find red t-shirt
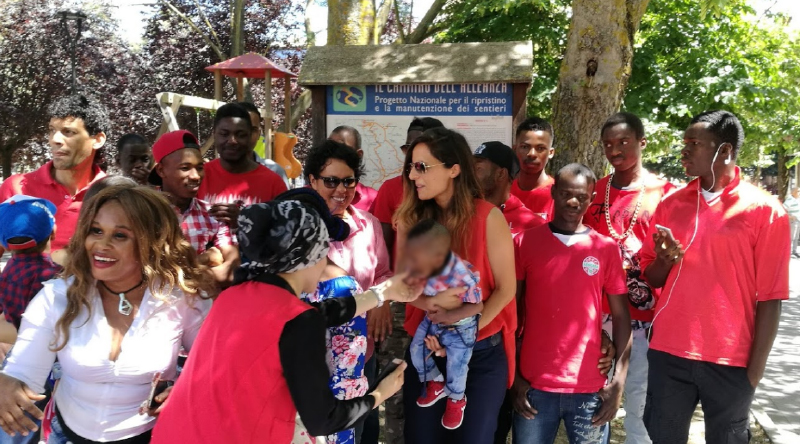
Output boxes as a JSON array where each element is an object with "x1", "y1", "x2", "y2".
[
  {"x1": 370, "y1": 175, "x2": 404, "y2": 225},
  {"x1": 515, "y1": 224, "x2": 627, "y2": 393},
  {"x1": 501, "y1": 194, "x2": 545, "y2": 238},
  {"x1": 352, "y1": 183, "x2": 378, "y2": 214},
  {"x1": 197, "y1": 159, "x2": 287, "y2": 206},
  {"x1": 511, "y1": 178, "x2": 554, "y2": 221},
  {"x1": 583, "y1": 174, "x2": 675, "y2": 322},
  {"x1": 404, "y1": 199, "x2": 517, "y2": 387},
  {"x1": 0, "y1": 161, "x2": 106, "y2": 251},
  {"x1": 640, "y1": 169, "x2": 790, "y2": 367}
]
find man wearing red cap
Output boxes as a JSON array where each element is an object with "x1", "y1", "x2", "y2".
[{"x1": 150, "y1": 130, "x2": 238, "y2": 286}]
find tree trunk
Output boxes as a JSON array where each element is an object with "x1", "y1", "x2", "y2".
[
  {"x1": 777, "y1": 150, "x2": 790, "y2": 199},
  {"x1": 549, "y1": 0, "x2": 650, "y2": 177},
  {"x1": 327, "y1": 0, "x2": 375, "y2": 45},
  {"x1": 1, "y1": 146, "x2": 13, "y2": 179},
  {"x1": 231, "y1": 0, "x2": 245, "y2": 56},
  {"x1": 305, "y1": 0, "x2": 317, "y2": 46}
]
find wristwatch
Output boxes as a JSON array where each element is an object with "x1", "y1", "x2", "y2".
[{"x1": 369, "y1": 285, "x2": 386, "y2": 307}]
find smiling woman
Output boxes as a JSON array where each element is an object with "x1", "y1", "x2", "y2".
[{"x1": 0, "y1": 185, "x2": 215, "y2": 443}]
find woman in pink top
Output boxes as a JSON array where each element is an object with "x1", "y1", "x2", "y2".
[{"x1": 305, "y1": 140, "x2": 392, "y2": 442}]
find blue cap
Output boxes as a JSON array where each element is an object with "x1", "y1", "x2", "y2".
[{"x1": 0, "y1": 195, "x2": 57, "y2": 250}]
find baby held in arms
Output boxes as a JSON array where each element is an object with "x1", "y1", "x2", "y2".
[{"x1": 405, "y1": 219, "x2": 483, "y2": 430}]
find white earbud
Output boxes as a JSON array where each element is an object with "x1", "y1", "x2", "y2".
[{"x1": 724, "y1": 155, "x2": 731, "y2": 165}]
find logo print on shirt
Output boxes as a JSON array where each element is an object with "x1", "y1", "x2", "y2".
[{"x1": 582, "y1": 256, "x2": 600, "y2": 276}]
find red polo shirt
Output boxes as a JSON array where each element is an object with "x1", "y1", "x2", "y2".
[
  {"x1": 0, "y1": 161, "x2": 105, "y2": 251},
  {"x1": 511, "y1": 178, "x2": 554, "y2": 221},
  {"x1": 370, "y1": 175, "x2": 404, "y2": 225},
  {"x1": 640, "y1": 168, "x2": 790, "y2": 366}
]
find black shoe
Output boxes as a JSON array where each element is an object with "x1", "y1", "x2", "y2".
[{"x1": 792, "y1": 252, "x2": 800, "y2": 259}]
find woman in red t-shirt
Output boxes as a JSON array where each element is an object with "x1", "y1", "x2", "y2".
[{"x1": 393, "y1": 127, "x2": 516, "y2": 443}]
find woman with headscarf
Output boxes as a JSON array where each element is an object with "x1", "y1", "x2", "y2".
[{"x1": 151, "y1": 190, "x2": 433, "y2": 444}]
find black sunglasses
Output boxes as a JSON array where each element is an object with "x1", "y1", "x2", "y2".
[
  {"x1": 319, "y1": 176, "x2": 357, "y2": 189},
  {"x1": 407, "y1": 161, "x2": 446, "y2": 174}
]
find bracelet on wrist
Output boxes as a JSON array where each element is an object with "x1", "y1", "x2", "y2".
[{"x1": 369, "y1": 286, "x2": 386, "y2": 307}]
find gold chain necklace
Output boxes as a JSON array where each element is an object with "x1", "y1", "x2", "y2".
[{"x1": 605, "y1": 172, "x2": 646, "y2": 243}]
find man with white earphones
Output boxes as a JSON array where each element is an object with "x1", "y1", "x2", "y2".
[{"x1": 639, "y1": 110, "x2": 790, "y2": 444}]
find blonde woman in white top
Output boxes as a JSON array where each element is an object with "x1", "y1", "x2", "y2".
[{"x1": 0, "y1": 185, "x2": 214, "y2": 443}]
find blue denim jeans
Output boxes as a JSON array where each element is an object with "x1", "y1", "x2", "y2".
[
  {"x1": 410, "y1": 315, "x2": 478, "y2": 400},
  {"x1": 512, "y1": 389, "x2": 609, "y2": 444}
]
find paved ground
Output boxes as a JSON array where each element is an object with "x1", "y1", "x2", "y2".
[{"x1": 748, "y1": 256, "x2": 800, "y2": 444}]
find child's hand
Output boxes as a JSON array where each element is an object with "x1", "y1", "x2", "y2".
[{"x1": 423, "y1": 335, "x2": 446, "y2": 358}]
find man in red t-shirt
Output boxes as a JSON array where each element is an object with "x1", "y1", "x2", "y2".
[
  {"x1": 583, "y1": 112, "x2": 674, "y2": 444},
  {"x1": 197, "y1": 103, "x2": 288, "y2": 228},
  {"x1": 641, "y1": 111, "x2": 789, "y2": 443},
  {"x1": 512, "y1": 163, "x2": 631, "y2": 444},
  {"x1": 511, "y1": 117, "x2": 556, "y2": 221},
  {"x1": 369, "y1": 116, "x2": 442, "y2": 444},
  {"x1": 0, "y1": 94, "x2": 108, "y2": 264},
  {"x1": 473, "y1": 141, "x2": 543, "y2": 238}
]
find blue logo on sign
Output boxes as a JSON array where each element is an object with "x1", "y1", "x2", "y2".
[{"x1": 334, "y1": 86, "x2": 367, "y2": 112}]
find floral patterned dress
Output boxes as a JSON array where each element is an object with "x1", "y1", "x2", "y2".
[{"x1": 301, "y1": 275, "x2": 368, "y2": 444}]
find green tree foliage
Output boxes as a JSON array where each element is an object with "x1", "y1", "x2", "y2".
[
  {"x1": 436, "y1": 0, "x2": 800, "y2": 190},
  {"x1": 436, "y1": 0, "x2": 570, "y2": 118}
]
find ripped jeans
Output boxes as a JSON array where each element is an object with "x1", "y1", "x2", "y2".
[{"x1": 512, "y1": 389, "x2": 609, "y2": 444}]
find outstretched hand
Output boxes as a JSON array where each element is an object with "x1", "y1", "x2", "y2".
[{"x1": 381, "y1": 272, "x2": 425, "y2": 303}]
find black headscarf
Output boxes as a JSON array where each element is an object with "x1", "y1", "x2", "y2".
[
  {"x1": 233, "y1": 189, "x2": 349, "y2": 283},
  {"x1": 235, "y1": 200, "x2": 329, "y2": 281}
]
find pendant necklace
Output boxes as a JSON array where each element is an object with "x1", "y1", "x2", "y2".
[
  {"x1": 100, "y1": 279, "x2": 144, "y2": 316},
  {"x1": 605, "y1": 172, "x2": 646, "y2": 245}
]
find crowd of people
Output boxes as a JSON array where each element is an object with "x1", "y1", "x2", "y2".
[{"x1": 0, "y1": 93, "x2": 791, "y2": 444}]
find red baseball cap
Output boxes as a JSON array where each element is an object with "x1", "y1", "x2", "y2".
[
  {"x1": 152, "y1": 130, "x2": 201, "y2": 163},
  {"x1": 148, "y1": 130, "x2": 201, "y2": 185}
]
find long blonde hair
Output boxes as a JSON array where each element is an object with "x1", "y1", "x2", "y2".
[
  {"x1": 53, "y1": 185, "x2": 215, "y2": 351},
  {"x1": 393, "y1": 128, "x2": 482, "y2": 255}
]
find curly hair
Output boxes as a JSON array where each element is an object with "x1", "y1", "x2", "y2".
[
  {"x1": 303, "y1": 140, "x2": 365, "y2": 182},
  {"x1": 393, "y1": 127, "x2": 482, "y2": 256},
  {"x1": 47, "y1": 94, "x2": 110, "y2": 137},
  {"x1": 53, "y1": 185, "x2": 215, "y2": 351}
]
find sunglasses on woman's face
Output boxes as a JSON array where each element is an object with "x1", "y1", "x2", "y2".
[
  {"x1": 319, "y1": 176, "x2": 358, "y2": 189},
  {"x1": 407, "y1": 161, "x2": 446, "y2": 174}
]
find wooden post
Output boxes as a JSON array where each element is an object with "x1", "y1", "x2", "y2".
[
  {"x1": 236, "y1": 77, "x2": 244, "y2": 102},
  {"x1": 310, "y1": 86, "x2": 327, "y2": 147},
  {"x1": 214, "y1": 71, "x2": 222, "y2": 101},
  {"x1": 264, "y1": 71, "x2": 273, "y2": 160},
  {"x1": 511, "y1": 83, "x2": 530, "y2": 142},
  {"x1": 284, "y1": 77, "x2": 292, "y2": 133}
]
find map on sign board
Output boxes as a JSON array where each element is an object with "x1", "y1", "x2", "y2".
[{"x1": 326, "y1": 84, "x2": 514, "y2": 189}]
